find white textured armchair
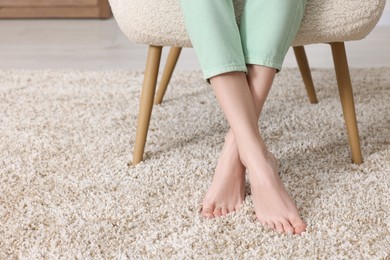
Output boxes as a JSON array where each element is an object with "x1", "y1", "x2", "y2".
[{"x1": 109, "y1": 0, "x2": 386, "y2": 165}]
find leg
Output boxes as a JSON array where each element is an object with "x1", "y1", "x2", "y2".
[
  {"x1": 236, "y1": 0, "x2": 307, "y2": 234},
  {"x1": 293, "y1": 46, "x2": 318, "y2": 104},
  {"x1": 210, "y1": 71, "x2": 306, "y2": 235},
  {"x1": 179, "y1": 0, "x2": 249, "y2": 218},
  {"x1": 180, "y1": 0, "x2": 277, "y2": 220},
  {"x1": 132, "y1": 45, "x2": 162, "y2": 165},
  {"x1": 180, "y1": 0, "x2": 307, "y2": 234},
  {"x1": 179, "y1": 0, "x2": 248, "y2": 81},
  {"x1": 330, "y1": 42, "x2": 363, "y2": 164},
  {"x1": 154, "y1": 47, "x2": 182, "y2": 104},
  {"x1": 202, "y1": 65, "x2": 276, "y2": 218}
]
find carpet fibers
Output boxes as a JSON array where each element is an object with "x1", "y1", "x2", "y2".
[{"x1": 0, "y1": 68, "x2": 389, "y2": 259}]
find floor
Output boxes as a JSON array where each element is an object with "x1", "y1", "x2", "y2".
[{"x1": 0, "y1": 18, "x2": 389, "y2": 71}]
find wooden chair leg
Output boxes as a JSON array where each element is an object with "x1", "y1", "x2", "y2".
[
  {"x1": 330, "y1": 42, "x2": 363, "y2": 164},
  {"x1": 154, "y1": 47, "x2": 182, "y2": 104},
  {"x1": 293, "y1": 46, "x2": 318, "y2": 104},
  {"x1": 132, "y1": 45, "x2": 163, "y2": 165}
]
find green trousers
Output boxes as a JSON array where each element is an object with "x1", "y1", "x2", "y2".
[{"x1": 179, "y1": 0, "x2": 307, "y2": 81}]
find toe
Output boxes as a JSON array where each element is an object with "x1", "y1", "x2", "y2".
[
  {"x1": 213, "y1": 207, "x2": 222, "y2": 218},
  {"x1": 221, "y1": 207, "x2": 228, "y2": 216},
  {"x1": 257, "y1": 217, "x2": 267, "y2": 228},
  {"x1": 235, "y1": 202, "x2": 243, "y2": 211},
  {"x1": 201, "y1": 207, "x2": 215, "y2": 218},
  {"x1": 290, "y1": 218, "x2": 307, "y2": 234},
  {"x1": 281, "y1": 219, "x2": 294, "y2": 234},
  {"x1": 228, "y1": 207, "x2": 236, "y2": 214},
  {"x1": 266, "y1": 221, "x2": 276, "y2": 231},
  {"x1": 275, "y1": 221, "x2": 284, "y2": 233}
]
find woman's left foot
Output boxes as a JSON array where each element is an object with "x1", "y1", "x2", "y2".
[{"x1": 247, "y1": 151, "x2": 306, "y2": 234}]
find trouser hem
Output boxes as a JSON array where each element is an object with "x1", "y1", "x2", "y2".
[
  {"x1": 244, "y1": 56, "x2": 283, "y2": 72},
  {"x1": 203, "y1": 65, "x2": 248, "y2": 83}
]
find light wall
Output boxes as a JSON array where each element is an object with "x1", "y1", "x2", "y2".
[{"x1": 379, "y1": 1, "x2": 390, "y2": 25}]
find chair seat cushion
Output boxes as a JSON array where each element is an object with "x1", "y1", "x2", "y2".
[{"x1": 109, "y1": 0, "x2": 385, "y2": 47}]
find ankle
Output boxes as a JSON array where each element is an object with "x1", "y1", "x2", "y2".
[
  {"x1": 224, "y1": 130, "x2": 237, "y2": 148},
  {"x1": 240, "y1": 136, "x2": 268, "y2": 160}
]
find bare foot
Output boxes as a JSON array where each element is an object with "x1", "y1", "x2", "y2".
[
  {"x1": 247, "y1": 151, "x2": 306, "y2": 234},
  {"x1": 201, "y1": 131, "x2": 246, "y2": 218}
]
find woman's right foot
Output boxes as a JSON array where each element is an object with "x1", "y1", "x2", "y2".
[{"x1": 201, "y1": 131, "x2": 246, "y2": 218}]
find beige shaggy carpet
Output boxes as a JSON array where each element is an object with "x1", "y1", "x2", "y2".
[{"x1": 0, "y1": 68, "x2": 389, "y2": 259}]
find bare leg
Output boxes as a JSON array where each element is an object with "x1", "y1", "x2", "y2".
[
  {"x1": 201, "y1": 66, "x2": 276, "y2": 218},
  {"x1": 209, "y1": 70, "x2": 306, "y2": 234}
]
